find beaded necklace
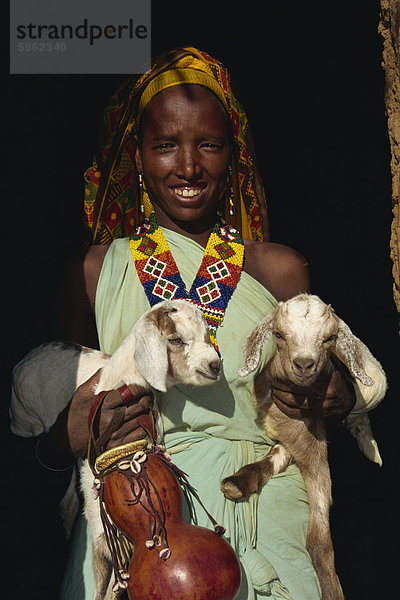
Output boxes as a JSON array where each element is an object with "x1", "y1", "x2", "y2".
[{"x1": 129, "y1": 213, "x2": 244, "y2": 354}]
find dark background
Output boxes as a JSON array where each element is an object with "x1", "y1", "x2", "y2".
[{"x1": 4, "y1": 1, "x2": 399, "y2": 598}]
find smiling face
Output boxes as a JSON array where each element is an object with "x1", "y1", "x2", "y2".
[{"x1": 135, "y1": 84, "x2": 231, "y2": 236}]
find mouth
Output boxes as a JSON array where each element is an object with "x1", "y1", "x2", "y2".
[
  {"x1": 169, "y1": 185, "x2": 207, "y2": 207},
  {"x1": 195, "y1": 369, "x2": 219, "y2": 381},
  {"x1": 292, "y1": 371, "x2": 316, "y2": 385}
]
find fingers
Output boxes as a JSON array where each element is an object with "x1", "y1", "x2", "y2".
[
  {"x1": 102, "y1": 390, "x2": 148, "y2": 412},
  {"x1": 100, "y1": 392, "x2": 153, "y2": 429},
  {"x1": 101, "y1": 399, "x2": 153, "y2": 437},
  {"x1": 107, "y1": 417, "x2": 149, "y2": 449},
  {"x1": 272, "y1": 387, "x2": 310, "y2": 408},
  {"x1": 102, "y1": 385, "x2": 153, "y2": 410},
  {"x1": 271, "y1": 391, "x2": 313, "y2": 419},
  {"x1": 124, "y1": 399, "x2": 152, "y2": 423},
  {"x1": 68, "y1": 375, "x2": 155, "y2": 457},
  {"x1": 100, "y1": 388, "x2": 155, "y2": 450},
  {"x1": 271, "y1": 368, "x2": 356, "y2": 423},
  {"x1": 321, "y1": 370, "x2": 355, "y2": 417}
]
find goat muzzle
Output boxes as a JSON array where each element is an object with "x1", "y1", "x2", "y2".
[
  {"x1": 291, "y1": 356, "x2": 319, "y2": 384},
  {"x1": 196, "y1": 359, "x2": 221, "y2": 381}
]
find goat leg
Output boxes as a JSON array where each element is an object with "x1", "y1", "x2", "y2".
[
  {"x1": 221, "y1": 444, "x2": 291, "y2": 500},
  {"x1": 299, "y1": 455, "x2": 344, "y2": 600},
  {"x1": 268, "y1": 411, "x2": 343, "y2": 600},
  {"x1": 92, "y1": 534, "x2": 116, "y2": 600}
]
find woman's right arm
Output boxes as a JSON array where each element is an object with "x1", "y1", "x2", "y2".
[
  {"x1": 40, "y1": 245, "x2": 153, "y2": 463},
  {"x1": 54, "y1": 245, "x2": 109, "y2": 348}
]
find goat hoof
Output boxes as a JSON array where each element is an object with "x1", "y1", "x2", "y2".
[{"x1": 221, "y1": 477, "x2": 245, "y2": 500}]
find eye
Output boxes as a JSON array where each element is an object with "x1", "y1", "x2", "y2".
[
  {"x1": 154, "y1": 142, "x2": 176, "y2": 151},
  {"x1": 323, "y1": 334, "x2": 337, "y2": 343},
  {"x1": 168, "y1": 337, "x2": 185, "y2": 346},
  {"x1": 200, "y1": 142, "x2": 223, "y2": 151},
  {"x1": 273, "y1": 331, "x2": 285, "y2": 340}
]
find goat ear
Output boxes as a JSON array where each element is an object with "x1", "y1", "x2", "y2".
[
  {"x1": 133, "y1": 317, "x2": 169, "y2": 392},
  {"x1": 331, "y1": 319, "x2": 374, "y2": 386},
  {"x1": 238, "y1": 312, "x2": 275, "y2": 377}
]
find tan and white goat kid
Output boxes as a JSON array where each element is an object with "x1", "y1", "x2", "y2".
[
  {"x1": 221, "y1": 294, "x2": 386, "y2": 600},
  {"x1": 11, "y1": 299, "x2": 221, "y2": 600}
]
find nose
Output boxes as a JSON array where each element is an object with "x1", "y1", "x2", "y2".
[
  {"x1": 176, "y1": 147, "x2": 201, "y2": 180},
  {"x1": 208, "y1": 360, "x2": 221, "y2": 377},
  {"x1": 293, "y1": 357, "x2": 315, "y2": 372}
]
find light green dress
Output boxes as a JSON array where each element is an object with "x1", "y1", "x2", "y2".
[{"x1": 61, "y1": 228, "x2": 321, "y2": 600}]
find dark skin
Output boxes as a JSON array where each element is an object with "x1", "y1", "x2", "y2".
[{"x1": 49, "y1": 85, "x2": 354, "y2": 461}]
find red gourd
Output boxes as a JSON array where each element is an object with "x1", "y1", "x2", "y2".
[{"x1": 98, "y1": 443, "x2": 241, "y2": 600}]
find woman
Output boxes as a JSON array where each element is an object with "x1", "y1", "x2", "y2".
[{"x1": 13, "y1": 48, "x2": 367, "y2": 599}]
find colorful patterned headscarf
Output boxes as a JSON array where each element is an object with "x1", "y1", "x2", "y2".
[{"x1": 83, "y1": 47, "x2": 269, "y2": 244}]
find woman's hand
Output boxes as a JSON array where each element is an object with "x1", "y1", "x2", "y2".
[
  {"x1": 271, "y1": 368, "x2": 356, "y2": 429},
  {"x1": 48, "y1": 370, "x2": 154, "y2": 460},
  {"x1": 68, "y1": 370, "x2": 154, "y2": 456}
]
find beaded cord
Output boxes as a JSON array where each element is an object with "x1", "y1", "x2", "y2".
[{"x1": 130, "y1": 213, "x2": 244, "y2": 354}]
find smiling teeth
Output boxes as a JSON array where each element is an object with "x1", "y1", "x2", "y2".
[{"x1": 174, "y1": 188, "x2": 201, "y2": 197}]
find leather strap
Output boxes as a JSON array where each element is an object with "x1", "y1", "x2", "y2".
[
  {"x1": 94, "y1": 406, "x2": 125, "y2": 453},
  {"x1": 118, "y1": 383, "x2": 135, "y2": 404},
  {"x1": 88, "y1": 391, "x2": 107, "y2": 432},
  {"x1": 87, "y1": 390, "x2": 125, "y2": 474},
  {"x1": 136, "y1": 412, "x2": 157, "y2": 445}
]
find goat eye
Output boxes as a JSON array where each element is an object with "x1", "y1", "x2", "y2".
[
  {"x1": 323, "y1": 334, "x2": 337, "y2": 343},
  {"x1": 273, "y1": 331, "x2": 285, "y2": 340},
  {"x1": 168, "y1": 337, "x2": 184, "y2": 346}
]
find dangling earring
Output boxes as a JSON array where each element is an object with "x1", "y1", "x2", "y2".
[
  {"x1": 227, "y1": 165, "x2": 235, "y2": 216},
  {"x1": 138, "y1": 170, "x2": 144, "y2": 217}
]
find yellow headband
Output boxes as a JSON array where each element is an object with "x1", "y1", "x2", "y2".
[{"x1": 137, "y1": 66, "x2": 229, "y2": 124}]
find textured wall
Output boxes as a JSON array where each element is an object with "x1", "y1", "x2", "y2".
[{"x1": 379, "y1": 0, "x2": 400, "y2": 321}]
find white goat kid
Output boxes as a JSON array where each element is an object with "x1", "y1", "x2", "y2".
[
  {"x1": 221, "y1": 294, "x2": 386, "y2": 600},
  {"x1": 11, "y1": 299, "x2": 221, "y2": 600}
]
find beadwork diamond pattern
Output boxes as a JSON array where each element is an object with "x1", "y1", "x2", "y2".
[
  {"x1": 153, "y1": 278, "x2": 178, "y2": 300},
  {"x1": 138, "y1": 236, "x2": 158, "y2": 256},
  {"x1": 144, "y1": 256, "x2": 166, "y2": 278},
  {"x1": 207, "y1": 260, "x2": 230, "y2": 281},
  {"x1": 197, "y1": 280, "x2": 221, "y2": 304}
]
